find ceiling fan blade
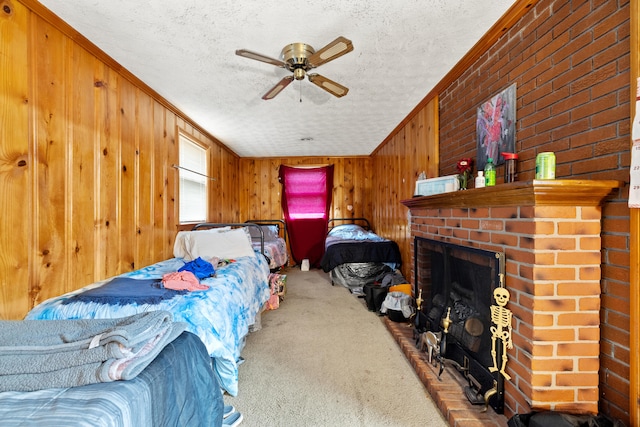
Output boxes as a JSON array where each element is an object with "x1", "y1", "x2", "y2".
[
  {"x1": 307, "y1": 73, "x2": 349, "y2": 98},
  {"x1": 307, "y1": 36, "x2": 354, "y2": 68},
  {"x1": 262, "y1": 76, "x2": 294, "y2": 100},
  {"x1": 236, "y1": 49, "x2": 285, "y2": 67}
]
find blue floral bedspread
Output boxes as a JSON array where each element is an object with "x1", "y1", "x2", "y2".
[{"x1": 25, "y1": 254, "x2": 271, "y2": 397}]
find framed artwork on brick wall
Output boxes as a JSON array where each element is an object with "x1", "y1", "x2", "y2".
[{"x1": 476, "y1": 83, "x2": 516, "y2": 169}]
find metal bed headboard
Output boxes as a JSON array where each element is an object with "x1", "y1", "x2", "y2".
[{"x1": 243, "y1": 219, "x2": 287, "y2": 243}]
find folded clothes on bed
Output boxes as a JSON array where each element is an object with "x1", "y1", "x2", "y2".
[
  {"x1": 0, "y1": 311, "x2": 186, "y2": 392},
  {"x1": 60, "y1": 277, "x2": 186, "y2": 305},
  {"x1": 162, "y1": 271, "x2": 209, "y2": 291},
  {"x1": 178, "y1": 256, "x2": 215, "y2": 279}
]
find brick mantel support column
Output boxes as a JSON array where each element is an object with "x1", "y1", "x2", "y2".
[{"x1": 401, "y1": 180, "x2": 622, "y2": 418}]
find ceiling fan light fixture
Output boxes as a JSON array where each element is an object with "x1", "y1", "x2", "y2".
[
  {"x1": 293, "y1": 68, "x2": 306, "y2": 80},
  {"x1": 282, "y1": 43, "x2": 314, "y2": 69}
]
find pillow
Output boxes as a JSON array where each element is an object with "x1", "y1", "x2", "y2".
[
  {"x1": 248, "y1": 225, "x2": 279, "y2": 242},
  {"x1": 262, "y1": 225, "x2": 280, "y2": 241},
  {"x1": 173, "y1": 231, "x2": 191, "y2": 258},
  {"x1": 185, "y1": 228, "x2": 256, "y2": 261},
  {"x1": 173, "y1": 227, "x2": 232, "y2": 258},
  {"x1": 328, "y1": 224, "x2": 365, "y2": 236}
]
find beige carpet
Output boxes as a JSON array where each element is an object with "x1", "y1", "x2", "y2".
[{"x1": 224, "y1": 267, "x2": 448, "y2": 427}]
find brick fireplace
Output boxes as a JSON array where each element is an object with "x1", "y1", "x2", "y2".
[{"x1": 398, "y1": 179, "x2": 621, "y2": 423}]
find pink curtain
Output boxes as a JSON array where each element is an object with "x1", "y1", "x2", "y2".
[{"x1": 279, "y1": 165, "x2": 334, "y2": 267}]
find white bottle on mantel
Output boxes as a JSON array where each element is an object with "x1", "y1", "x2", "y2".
[{"x1": 475, "y1": 171, "x2": 485, "y2": 188}]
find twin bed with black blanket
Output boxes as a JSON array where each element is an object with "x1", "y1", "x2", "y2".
[
  {"x1": 320, "y1": 218, "x2": 403, "y2": 292},
  {"x1": 0, "y1": 223, "x2": 271, "y2": 425}
]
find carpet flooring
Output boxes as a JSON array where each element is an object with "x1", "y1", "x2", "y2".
[{"x1": 223, "y1": 267, "x2": 448, "y2": 427}]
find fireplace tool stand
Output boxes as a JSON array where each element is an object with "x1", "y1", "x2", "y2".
[{"x1": 416, "y1": 304, "x2": 499, "y2": 412}]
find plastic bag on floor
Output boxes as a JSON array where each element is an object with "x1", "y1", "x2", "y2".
[{"x1": 380, "y1": 291, "x2": 414, "y2": 322}]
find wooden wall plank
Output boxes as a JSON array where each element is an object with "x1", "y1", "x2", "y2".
[
  {"x1": 68, "y1": 43, "x2": 97, "y2": 290},
  {"x1": 136, "y1": 90, "x2": 153, "y2": 266},
  {"x1": 95, "y1": 65, "x2": 120, "y2": 281},
  {"x1": 0, "y1": 0, "x2": 30, "y2": 318},
  {"x1": 152, "y1": 101, "x2": 167, "y2": 259},
  {"x1": 269, "y1": 158, "x2": 280, "y2": 219},
  {"x1": 165, "y1": 112, "x2": 177, "y2": 239},
  {"x1": 119, "y1": 78, "x2": 136, "y2": 272},
  {"x1": 209, "y1": 144, "x2": 222, "y2": 223},
  {"x1": 333, "y1": 158, "x2": 345, "y2": 218},
  {"x1": 32, "y1": 18, "x2": 68, "y2": 308},
  {"x1": 259, "y1": 158, "x2": 269, "y2": 220}
]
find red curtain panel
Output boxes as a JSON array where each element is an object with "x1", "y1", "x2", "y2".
[{"x1": 278, "y1": 165, "x2": 334, "y2": 267}]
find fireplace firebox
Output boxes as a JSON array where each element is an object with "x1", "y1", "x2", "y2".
[{"x1": 413, "y1": 237, "x2": 506, "y2": 413}]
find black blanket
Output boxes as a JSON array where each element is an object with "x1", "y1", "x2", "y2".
[
  {"x1": 320, "y1": 240, "x2": 402, "y2": 272},
  {"x1": 61, "y1": 277, "x2": 186, "y2": 305}
]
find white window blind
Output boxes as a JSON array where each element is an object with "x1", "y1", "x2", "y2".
[{"x1": 179, "y1": 134, "x2": 207, "y2": 223}]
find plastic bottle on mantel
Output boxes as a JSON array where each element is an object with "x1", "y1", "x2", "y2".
[
  {"x1": 484, "y1": 158, "x2": 496, "y2": 186},
  {"x1": 475, "y1": 171, "x2": 485, "y2": 188}
]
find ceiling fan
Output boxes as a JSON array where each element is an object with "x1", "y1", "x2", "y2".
[{"x1": 236, "y1": 36, "x2": 354, "y2": 100}]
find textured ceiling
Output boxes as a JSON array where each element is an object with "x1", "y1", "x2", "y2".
[{"x1": 38, "y1": 0, "x2": 516, "y2": 157}]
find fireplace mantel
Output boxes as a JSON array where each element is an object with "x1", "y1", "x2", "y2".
[{"x1": 401, "y1": 179, "x2": 623, "y2": 209}]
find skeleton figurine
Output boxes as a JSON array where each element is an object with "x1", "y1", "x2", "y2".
[{"x1": 489, "y1": 287, "x2": 513, "y2": 380}]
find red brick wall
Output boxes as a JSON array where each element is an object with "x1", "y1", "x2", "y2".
[{"x1": 437, "y1": 1, "x2": 630, "y2": 423}]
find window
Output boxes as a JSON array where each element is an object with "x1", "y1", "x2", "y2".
[
  {"x1": 279, "y1": 166, "x2": 332, "y2": 219},
  {"x1": 179, "y1": 133, "x2": 208, "y2": 223}
]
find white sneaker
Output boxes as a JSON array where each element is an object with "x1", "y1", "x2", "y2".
[
  {"x1": 223, "y1": 405, "x2": 235, "y2": 419},
  {"x1": 222, "y1": 411, "x2": 243, "y2": 427}
]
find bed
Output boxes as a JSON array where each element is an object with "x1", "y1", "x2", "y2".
[
  {"x1": 243, "y1": 219, "x2": 288, "y2": 271},
  {"x1": 0, "y1": 330, "x2": 223, "y2": 426},
  {"x1": 25, "y1": 223, "x2": 271, "y2": 397},
  {"x1": 320, "y1": 218, "x2": 402, "y2": 293}
]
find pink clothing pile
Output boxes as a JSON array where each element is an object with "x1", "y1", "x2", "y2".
[{"x1": 161, "y1": 271, "x2": 209, "y2": 291}]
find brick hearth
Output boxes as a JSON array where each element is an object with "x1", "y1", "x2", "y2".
[
  {"x1": 384, "y1": 317, "x2": 508, "y2": 426},
  {"x1": 400, "y1": 180, "x2": 621, "y2": 420}
]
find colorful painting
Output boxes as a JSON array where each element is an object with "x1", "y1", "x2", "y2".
[{"x1": 476, "y1": 83, "x2": 516, "y2": 168}]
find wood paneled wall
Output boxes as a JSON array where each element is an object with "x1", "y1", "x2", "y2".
[
  {"x1": 238, "y1": 156, "x2": 372, "y2": 222},
  {"x1": 0, "y1": 1, "x2": 239, "y2": 320},
  {"x1": 236, "y1": 101, "x2": 438, "y2": 280},
  {"x1": 371, "y1": 99, "x2": 439, "y2": 279}
]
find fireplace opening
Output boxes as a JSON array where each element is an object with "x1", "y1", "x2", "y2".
[{"x1": 413, "y1": 237, "x2": 506, "y2": 413}]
